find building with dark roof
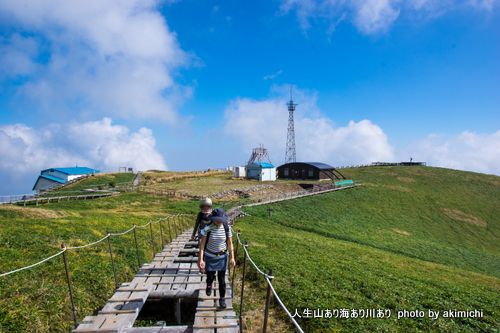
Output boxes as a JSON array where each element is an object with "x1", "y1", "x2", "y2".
[
  {"x1": 277, "y1": 162, "x2": 345, "y2": 181},
  {"x1": 32, "y1": 167, "x2": 100, "y2": 192}
]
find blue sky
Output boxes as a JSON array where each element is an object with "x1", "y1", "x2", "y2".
[{"x1": 0, "y1": 0, "x2": 499, "y2": 195}]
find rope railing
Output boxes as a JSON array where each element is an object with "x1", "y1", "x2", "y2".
[
  {"x1": 0, "y1": 212, "x2": 194, "y2": 329},
  {"x1": 65, "y1": 234, "x2": 111, "y2": 250},
  {"x1": 0, "y1": 249, "x2": 67, "y2": 278},
  {"x1": 234, "y1": 230, "x2": 304, "y2": 333},
  {"x1": 265, "y1": 276, "x2": 304, "y2": 333},
  {"x1": 0, "y1": 213, "x2": 192, "y2": 277}
]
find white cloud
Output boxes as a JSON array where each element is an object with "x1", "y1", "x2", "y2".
[
  {"x1": 353, "y1": 0, "x2": 400, "y2": 34},
  {"x1": 411, "y1": 131, "x2": 500, "y2": 175},
  {"x1": 0, "y1": 118, "x2": 166, "y2": 194},
  {"x1": 263, "y1": 70, "x2": 284, "y2": 81},
  {"x1": 223, "y1": 88, "x2": 394, "y2": 165},
  {"x1": 281, "y1": 0, "x2": 498, "y2": 35},
  {"x1": 0, "y1": 0, "x2": 189, "y2": 122}
]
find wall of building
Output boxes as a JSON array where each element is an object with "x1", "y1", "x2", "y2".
[
  {"x1": 261, "y1": 168, "x2": 277, "y2": 181},
  {"x1": 67, "y1": 174, "x2": 86, "y2": 182},
  {"x1": 233, "y1": 166, "x2": 246, "y2": 178},
  {"x1": 246, "y1": 166, "x2": 261, "y2": 179},
  {"x1": 33, "y1": 177, "x2": 59, "y2": 192},
  {"x1": 277, "y1": 163, "x2": 332, "y2": 180}
]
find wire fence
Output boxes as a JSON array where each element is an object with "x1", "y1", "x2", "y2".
[{"x1": 335, "y1": 161, "x2": 426, "y2": 169}]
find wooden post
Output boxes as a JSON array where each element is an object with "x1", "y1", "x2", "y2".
[
  {"x1": 172, "y1": 215, "x2": 178, "y2": 237},
  {"x1": 61, "y1": 244, "x2": 78, "y2": 328},
  {"x1": 239, "y1": 241, "x2": 248, "y2": 333},
  {"x1": 175, "y1": 298, "x2": 182, "y2": 324},
  {"x1": 132, "y1": 226, "x2": 141, "y2": 269},
  {"x1": 149, "y1": 221, "x2": 155, "y2": 258},
  {"x1": 230, "y1": 231, "x2": 240, "y2": 297},
  {"x1": 262, "y1": 269, "x2": 273, "y2": 333},
  {"x1": 159, "y1": 219, "x2": 165, "y2": 248},
  {"x1": 167, "y1": 218, "x2": 173, "y2": 242},
  {"x1": 106, "y1": 232, "x2": 119, "y2": 289}
]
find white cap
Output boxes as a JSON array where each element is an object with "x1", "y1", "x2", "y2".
[{"x1": 200, "y1": 197, "x2": 213, "y2": 207}]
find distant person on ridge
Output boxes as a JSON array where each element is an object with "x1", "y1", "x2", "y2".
[
  {"x1": 197, "y1": 208, "x2": 236, "y2": 309},
  {"x1": 191, "y1": 198, "x2": 213, "y2": 241}
]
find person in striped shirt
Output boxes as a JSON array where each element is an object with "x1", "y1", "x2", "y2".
[{"x1": 198, "y1": 208, "x2": 236, "y2": 309}]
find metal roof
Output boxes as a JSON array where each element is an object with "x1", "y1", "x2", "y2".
[
  {"x1": 278, "y1": 162, "x2": 335, "y2": 170},
  {"x1": 304, "y1": 162, "x2": 334, "y2": 170},
  {"x1": 39, "y1": 174, "x2": 66, "y2": 183},
  {"x1": 41, "y1": 167, "x2": 99, "y2": 175},
  {"x1": 248, "y1": 162, "x2": 275, "y2": 168}
]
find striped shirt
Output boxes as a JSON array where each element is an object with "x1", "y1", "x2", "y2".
[{"x1": 201, "y1": 223, "x2": 232, "y2": 253}]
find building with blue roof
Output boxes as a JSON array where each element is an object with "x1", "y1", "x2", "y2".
[
  {"x1": 246, "y1": 161, "x2": 277, "y2": 181},
  {"x1": 32, "y1": 166, "x2": 100, "y2": 192},
  {"x1": 234, "y1": 145, "x2": 277, "y2": 181}
]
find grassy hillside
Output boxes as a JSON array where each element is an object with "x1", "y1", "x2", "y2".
[
  {"x1": 141, "y1": 171, "x2": 327, "y2": 200},
  {"x1": 0, "y1": 192, "x2": 196, "y2": 333},
  {"x1": 1, "y1": 166, "x2": 498, "y2": 332},
  {"x1": 50, "y1": 172, "x2": 136, "y2": 193},
  {"x1": 235, "y1": 166, "x2": 499, "y2": 332}
]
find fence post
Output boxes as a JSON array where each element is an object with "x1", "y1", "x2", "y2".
[
  {"x1": 262, "y1": 269, "x2": 273, "y2": 333},
  {"x1": 167, "y1": 217, "x2": 173, "y2": 242},
  {"x1": 172, "y1": 215, "x2": 178, "y2": 237},
  {"x1": 132, "y1": 225, "x2": 141, "y2": 269},
  {"x1": 239, "y1": 241, "x2": 248, "y2": 333},
  {"x1": 231, "y1": 231, "x2": 240, "y2": 298},
  {"x1": 61, "y1": 244, "x2": 78, "y2": 328},
  {"x1": 159, "y1": 219, "x2": 165, "y2": 248},
  {"x1": 149, "y1": 221, "x2": 155, "y2": 258},
  {"x1": 106, "y1": 231, "x2": 119, "y2": 289}
]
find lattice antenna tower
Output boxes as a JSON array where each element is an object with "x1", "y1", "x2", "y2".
[
  {"x1": 247, "y1": 144, "x2": 272, "y2": 165},
  {"x1": 285, "y1": 87, "x2": 297, "y2": 163}
]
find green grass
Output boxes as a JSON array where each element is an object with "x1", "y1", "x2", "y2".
[
  {"x1": 1, "y1": 166, "x2": 499, "y2": 332},
  {"x1": 235, "y1": 166, "x2": 499, "y2": 332},
  {"x1": 49, "y1": 172, "x2": 136, "y2": 193},
  {"x1": 141, "y1": 171, "x2": 323, "y2": 198},
  {"x1": 0, "y1": 193, "x2": 197, "y2": 333}
]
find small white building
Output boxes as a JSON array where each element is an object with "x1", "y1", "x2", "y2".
[
  {"x1": 246, "y1": 162, "x2": 276, "y2": 181},
  {"x1": 233, "y1": 166, "x2": 246, "y2": 178},
  {"x1": 32, "y1": 167, "x2": 100, "y2": 192}
]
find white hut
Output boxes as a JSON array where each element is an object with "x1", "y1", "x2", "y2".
[
  {"x1": 246, "y1": 162, "x2": 276, "y2": 181},
  {"x1": 233, "y1": 166, "x2": 246, "y2": 178}
]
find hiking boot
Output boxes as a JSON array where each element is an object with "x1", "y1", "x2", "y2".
[
  {"x1": 219, "y1": 298, "x2": 226, "y2": 309},
  {"x1": 206, "y1": 285, "x2": 212, "y2": 296}
]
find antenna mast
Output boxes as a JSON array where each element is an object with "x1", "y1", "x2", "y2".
[{"x1": 285, "y1": 87, "x2": 297, "y2": 163}]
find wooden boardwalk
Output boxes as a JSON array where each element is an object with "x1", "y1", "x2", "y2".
[{"x1": 73, "y1": 230, "x2": 238, "y2": 333}]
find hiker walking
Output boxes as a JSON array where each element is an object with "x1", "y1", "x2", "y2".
[
  {"x1": 197, "y1": 208, "x2": 236, "y2": 309},
  {"x1": 191, "y1": 197, "x2": 213, "y2": 241}
]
